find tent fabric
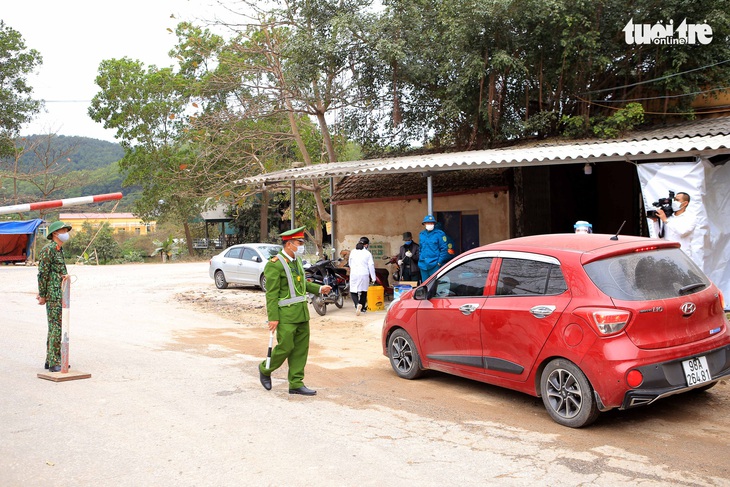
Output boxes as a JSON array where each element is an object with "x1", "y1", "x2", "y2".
[
  {"x1": 637, "y1": 160, "x2": 730, "y2": 302},
  {"x1": 0, "y1": 219, "x2": 44, "y2": 263},
  {"x1": 0, "y1": 219, "x2": 45, "y2": 235}
]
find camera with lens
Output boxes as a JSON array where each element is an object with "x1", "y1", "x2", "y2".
[{"x1": 646, "y1": 190, "x2": 675, "y2": 219}]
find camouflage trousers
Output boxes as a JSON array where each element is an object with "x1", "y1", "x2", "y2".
[{"x1": 45, "y1": 301, "x2": 62, "y2": 368}]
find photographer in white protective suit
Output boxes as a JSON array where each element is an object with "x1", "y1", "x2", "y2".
[{"x1": 650, "y1": 191, "x2": 697, "y2": 262}]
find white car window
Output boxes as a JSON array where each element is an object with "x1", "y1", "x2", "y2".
[
  {"x1": 242, "y1": 248, "x2": 258, "y2": 261},
  {"x1": 225, "y1": 247, "x2": 242, "y2": 259}
]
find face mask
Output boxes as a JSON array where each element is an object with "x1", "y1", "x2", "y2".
[
  {"x1": 404, "y1": 240, "x2": 412, "y2": 245},
  {"x1": 295, "y1": 244, "x2": 305, "y2": 255},
  {"x1": 57, "y1": 232, "x2": 70, "y2": 242},
  {"x1": 671, "y1": 200, "x2": 683, "y2": 212},
  {"x1": 425, "y1": 224, "x2": 435, "y2": 231}
]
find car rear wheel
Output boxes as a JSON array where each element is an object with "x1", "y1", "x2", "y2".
[
  {"x1": 387, "y1": 329, "x2": 423, "y2": 380},
  {"x1": 259, "y1": 274, "x2": 267, "y2": 291},
  {"x1": 540, "y1": 359, "x2": 599, "y2": 428},
  {"x1": 214, "y1": 270, "x2": 228, "y2": 289}
]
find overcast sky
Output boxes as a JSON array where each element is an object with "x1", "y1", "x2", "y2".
[{"x1": 3, "y1": 0, "x2": 226, "y2": 142}]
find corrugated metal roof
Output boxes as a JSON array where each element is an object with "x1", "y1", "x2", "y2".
[
  {"x1": 242, "y1": 118, "x2": 730, "y2": 185},
  {"x1": 332, "y1": 168, "x2": 508, "y2": 202}
]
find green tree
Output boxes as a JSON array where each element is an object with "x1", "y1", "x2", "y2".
[
  {"x1": 64, "y1": 221, "x2": 122, "y2": 265},
  {"x1": 349, "y1": 0, "x2": 730, "y2": 150},
  {"x1": 88, "y1": 57, "x2": 202, "y2": 255},
  {"x1": 0, "y1": 21, "x2": 43, "y2": 157}
]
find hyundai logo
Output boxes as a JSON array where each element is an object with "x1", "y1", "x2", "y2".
[{"x1": 680, "y1": 302, "x2": 696, "y2": 316}]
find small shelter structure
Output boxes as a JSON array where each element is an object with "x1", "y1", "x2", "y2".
[
  {"x1": 194, "y1": 204, "x2": 237, "y2": 249},
  {"x1": 0, "y1": 219, "x2": 44, "y2": 264}
]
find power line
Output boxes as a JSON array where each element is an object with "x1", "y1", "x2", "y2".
[
  {"x1": 591, "y1": 85, "x2": 730, "y2": 103},
  {"x1": 575, "y1": 94, "x2": 730, "y2": 116},
  {"x1": 43, "y1": 100, "x2": 93, "y2": 103},
  {"x1": 580, "y1": 58, "x2": 730, "y2": 95}
]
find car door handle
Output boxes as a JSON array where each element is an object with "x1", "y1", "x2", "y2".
[
  {"x1": 459, "y1": 303, "x2": 479, "y2": 316},
  {"x1": 530, "y1": 305, "x2": 556, "y2": 318}
]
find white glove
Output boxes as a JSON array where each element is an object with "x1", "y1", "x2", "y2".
[
  {"x1": 397, "y1": 259, "x2": 404, "y2": 266},
  {"x1": 405, "y1": 251, "x2": 412, "y2": 257}
]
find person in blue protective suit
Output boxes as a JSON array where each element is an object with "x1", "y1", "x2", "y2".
[
  {"x1": 418, "y1": 215, "x2": 450, "y2": 282},
  {"x1": 434, "y1": 221, "x2": 457, "y2": 262}
]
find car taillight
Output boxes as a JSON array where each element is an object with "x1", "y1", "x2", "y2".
[
  {"x1": 574, "y1": 308, "x2": 632, "y2": 336},
  {"x1": 720, "y1": 290, "x2": 726, "y2": 309},
  {"x1": 591, "y1": 310, "x2": 631, "y2": 335}
]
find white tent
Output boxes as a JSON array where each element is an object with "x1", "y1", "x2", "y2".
[{"x1": 638, "y1": 158, "x2": 730, "y2": 302}]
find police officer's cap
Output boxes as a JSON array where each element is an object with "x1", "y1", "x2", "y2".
[{"x1": 280, "y1": 226, "x2": 306, "y2": 241}]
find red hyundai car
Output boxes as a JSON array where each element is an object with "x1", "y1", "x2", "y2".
[{"x1": 382, "y1": 233, "x2": 730, "y2": 427}]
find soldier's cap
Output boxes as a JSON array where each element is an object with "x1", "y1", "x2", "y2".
[
  {"x1": 46, "y1": 221, "x2": 72, "y2": 240},
  {"x1": 280, "y1": 225, "x2": 306, "y2": 242}
]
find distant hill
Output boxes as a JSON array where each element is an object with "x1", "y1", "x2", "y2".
[
  {"x1": 17, "y1": 134, "x2": 125, "y2": 171},
  {"x1": 3, "y1": 135, "x2": 139, "y2": 213}
]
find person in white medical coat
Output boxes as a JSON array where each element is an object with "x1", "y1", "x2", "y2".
[{"x1": 348, "y1": 237, "x2": 376, "y2": 315}]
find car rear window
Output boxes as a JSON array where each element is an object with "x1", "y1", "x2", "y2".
[
  {"x1": 497, "y1": 258, "x2": 567, "y2": 296},
  {"x1": 255, "y1": 245, "x2": 282, "y2": 257},
  {"x1": 584, "y1": 248, "x2": 710, "y2": 301}
]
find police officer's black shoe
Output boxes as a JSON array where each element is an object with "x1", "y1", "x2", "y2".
[
  {"x1": 259, "y1": 369, "x2": 272, "y2": 390},
  {"x1": 49, "y1": 365, "x2": 61, "y2": 372},
  {"x1": 289, "y1": 386, "x2": 317, "y2": 396}
]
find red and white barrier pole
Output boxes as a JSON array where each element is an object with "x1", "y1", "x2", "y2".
[
  {"x1": 61, "y1": 276, "x2": 71, "y2": 374},
  {"x1": 0, "y1": 192, "x2": 123, "y2": 215}
]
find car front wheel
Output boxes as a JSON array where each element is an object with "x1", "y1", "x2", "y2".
[
  {"x1": 259, "y1": 274, "x2": 267, "y2": 291},
  {"x1": 387, "y1": 329, "x2": 423, "y2": 380},
  {"x1": 214, "y1": 270, "x2": 228, "y2": 289},
  {"x1": 540, "y1": 359, "x2": 599, "y2": 428}
]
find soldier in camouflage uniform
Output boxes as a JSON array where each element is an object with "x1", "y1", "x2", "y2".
[
  {"x1": 258, "y1": 226, "x2": 331, "y2": 396},
  {"x1": 36, "y1": 221, "x2": 72, "y2": 372}
]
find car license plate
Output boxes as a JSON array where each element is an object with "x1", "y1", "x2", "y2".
[{"x1": 682, "y1": 356, "x2": 712, "y2": 386}]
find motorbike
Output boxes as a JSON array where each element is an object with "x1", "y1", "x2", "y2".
[{"x1": 305, "y1": 255, "x2": 350, "y2": 316}]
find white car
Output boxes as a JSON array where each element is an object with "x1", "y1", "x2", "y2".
[{"x1": 209, "y1": 243, "x2": 282, "y2": 290}]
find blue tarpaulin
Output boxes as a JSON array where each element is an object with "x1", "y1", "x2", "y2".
[{"x1": 0, "y1": 219, "x2": 44, "y2": 263}]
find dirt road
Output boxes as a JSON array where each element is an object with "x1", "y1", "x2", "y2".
[{"x1": 2, "y1": 262, "x2": 728, "y2": 486}]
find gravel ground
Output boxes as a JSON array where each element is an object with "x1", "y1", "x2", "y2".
[{"x1": 2, "y1": 262, "x2": 728, "y2": 486}]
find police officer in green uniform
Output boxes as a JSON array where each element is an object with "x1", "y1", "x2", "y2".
[
  {"x1": 258, "y1": 226, "x2": 331, "y2": 395},
  {"x1": 36, "y1": 220, "x2": 72, "y2": 372}
]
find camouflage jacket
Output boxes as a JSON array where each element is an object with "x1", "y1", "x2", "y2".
[{"x1": 37, "y1": 242, "x2": 68, "y2": 302}]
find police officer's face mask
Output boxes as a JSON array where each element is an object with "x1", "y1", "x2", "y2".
[
  {"x1": 425, "y1": 224, "x2": 435, "y2": 231},
  {"x1": 294, "y1": 242, "x2": 306, "y2": 255}
]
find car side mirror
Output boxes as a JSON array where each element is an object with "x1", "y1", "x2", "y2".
[
  {"x1": 254, "y1": 256, "x2": 262, "y2": 263},
  {"x1": 413, "y1": 286, "x2": 428, "y2": 300}
]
